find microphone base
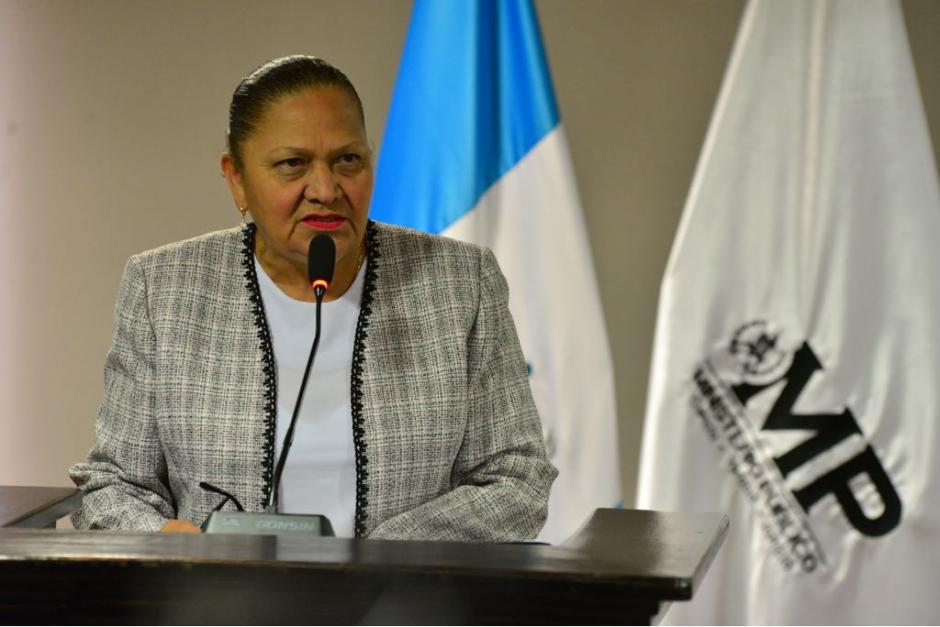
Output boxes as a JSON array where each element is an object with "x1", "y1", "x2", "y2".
[{"x1": 203, "y1": 511, "x2": 335, "y2": 537}]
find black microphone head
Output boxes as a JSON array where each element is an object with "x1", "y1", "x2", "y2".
[{"x1": 308, "y1": 234, "x2": 336, "y2": 292}]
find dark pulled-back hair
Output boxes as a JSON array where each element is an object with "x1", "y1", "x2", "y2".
[{"x1": 226, "y1": 55, "x2": 365, "y2": 169}]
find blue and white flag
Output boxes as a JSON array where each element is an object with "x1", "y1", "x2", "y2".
[
  {"x1": 638, "y1": 0, "x2": 940, "y2": 622},
  {"x1": 373, "y1": 0, "x2": 620, "y2": 543}
]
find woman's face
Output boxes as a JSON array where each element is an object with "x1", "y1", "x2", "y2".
[{"x1": 223, "y1": 86, "x2": 373, "y2": 277}]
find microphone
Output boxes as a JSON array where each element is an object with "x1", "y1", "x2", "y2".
[
  {"x1": 268, "y1": 235, "x2": 334, "y2": 510},
  {"x1": 202, "y1": 234, "x2": 337, "y2": 537},
  {"x1": 308, "y1": 234, "x2": 335, "y2": 300}
]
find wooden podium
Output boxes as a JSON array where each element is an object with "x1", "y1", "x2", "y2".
[
  {"x1": 0, "y1": 486, "x2": 81, "y2": 529},
  {"x1": 0, "y1": 490, "x2": 727, "y2": 624}
]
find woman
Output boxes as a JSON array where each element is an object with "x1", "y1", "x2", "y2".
[{"x1": 70, "y1": 56, "x2": 556, "y2": 540}]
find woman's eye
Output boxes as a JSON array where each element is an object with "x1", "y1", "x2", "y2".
[
  {"x1": 274, "y1": 157, "x2": 307, "y2": 176},
  {"x1": 335, "y1": 153, "x2": 364, "y2": 174}
]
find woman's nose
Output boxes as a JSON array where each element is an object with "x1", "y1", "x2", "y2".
[{"x1": 303, "y1": 162, "x2": 342, "y2": 206}]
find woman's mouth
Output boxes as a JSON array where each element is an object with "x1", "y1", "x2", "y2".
[{"x1": 301, "y1": 214, "x2": 346, "y2": 231}]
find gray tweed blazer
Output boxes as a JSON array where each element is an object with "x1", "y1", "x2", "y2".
[{"x1": 70, "y1": 221, "x2": 556, "y2": 540}]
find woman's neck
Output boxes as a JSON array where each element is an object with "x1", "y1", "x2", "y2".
[{"x1": 255, "y1": 235, "x2": 364, "y2": 303}]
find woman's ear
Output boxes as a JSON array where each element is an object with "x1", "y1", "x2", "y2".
[{"x1": 220, "y1": 152, "x2": 247, "y2": 211}]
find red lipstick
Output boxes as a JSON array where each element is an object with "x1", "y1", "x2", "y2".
[{"x1": 301, "y1": 214, "x2": 346, "y2": 231}]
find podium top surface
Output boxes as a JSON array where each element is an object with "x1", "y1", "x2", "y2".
[
  {"x1": 0, "y1": 508, "x2": 727, "y2": 600},
  {"x1": 0, "y1": 486, "x2": 79, "y2": 528}
]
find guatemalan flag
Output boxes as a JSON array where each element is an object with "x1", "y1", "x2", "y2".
[{"x1": 372, "y1": 0, "x2": 620, "y2": 543}]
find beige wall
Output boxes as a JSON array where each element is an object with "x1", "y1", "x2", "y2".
[{"x1": 1, "y1": 1, "x2": 938, "y2": 511}]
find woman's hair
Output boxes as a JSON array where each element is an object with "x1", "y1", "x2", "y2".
[{"x1": 227, "y1": 55, "x2": 365, "y2": 169}]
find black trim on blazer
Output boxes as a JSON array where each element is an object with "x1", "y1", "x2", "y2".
[
  {"x1": 241, "y1": 221, "x2": 378, "y2": 534},
  {"x1": 351, "y1": 220, "x2": 379, "y2": 537},
  {"x1": 241, "y1": 223, "x2": 278, "y2": 509}
]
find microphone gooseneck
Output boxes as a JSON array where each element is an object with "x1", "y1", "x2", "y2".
[{"x1": 266, "y1": 235, "x2": 336, "y2": 512}]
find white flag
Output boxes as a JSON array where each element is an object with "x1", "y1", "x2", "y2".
[
  {"x1": 637, "y1": 0, "x2": 940, "y2": 623},
  {"x1": 372, "y1": 0, "x2": 621, "y2": 543}
]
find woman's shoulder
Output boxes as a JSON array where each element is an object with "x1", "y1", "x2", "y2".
[
  {"x1": 369, "y1": 221, "x2": 505, "y2": 312},
  {"x1": 130, "y1": 227, "x2": 245, "y2": 267},
  {"x1": 122, "y1": 227, "x2": 248, "y2": 296},
  {"x1": 372, "y1": 221, "x2": 486, "y2": 268}
]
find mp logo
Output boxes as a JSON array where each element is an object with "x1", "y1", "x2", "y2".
[{"x1": 692, "y1": 320, "x2": 902, "y2": 573}]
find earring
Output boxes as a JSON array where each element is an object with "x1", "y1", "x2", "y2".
[{"x1": 239, "y1": 207, "x2": 248, "y2": 226}]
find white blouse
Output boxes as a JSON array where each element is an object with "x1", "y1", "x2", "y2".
[{"x1": 255, "y1": 256, "x2": 365, "y2": 538}]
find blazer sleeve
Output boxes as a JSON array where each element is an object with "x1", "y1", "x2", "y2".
[
  {"x1": 368, "y1": 247, "x2": 558, "y2": 541},
  {"x1": 69, "y1": 255, "x2": 175, "y2": 531}
]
